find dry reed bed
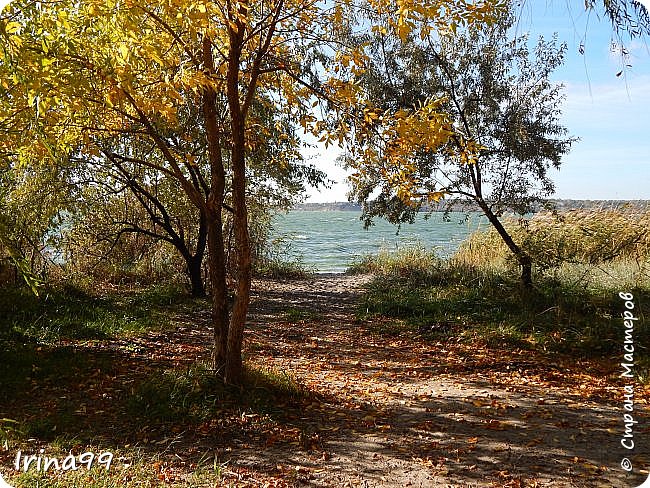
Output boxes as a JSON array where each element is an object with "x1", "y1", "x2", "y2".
[{"x1": 455, "y1": 208, "x2": 650, "y2": 282}]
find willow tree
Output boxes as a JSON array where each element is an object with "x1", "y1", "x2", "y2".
[
  {"x1": 342, "y1": 8, "x2": 576, "y2": 287},
  {"x1": 63, "y1": 97, "x2": 323, "y2": 296},
  {"x1": 0, "y1": 0, "x2": 503, "y2": 383},
  {"x1": 0, "y1": 152, "x2": 75, "y2": 293}
]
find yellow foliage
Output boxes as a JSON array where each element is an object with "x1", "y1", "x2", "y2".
[{"x1": 0, "y1": 0, "x2": 504, "y2": 213}]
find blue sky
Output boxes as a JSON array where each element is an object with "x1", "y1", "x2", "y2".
[{"x1": 305, "y1": 1, "x2": 650, "y2": 202}]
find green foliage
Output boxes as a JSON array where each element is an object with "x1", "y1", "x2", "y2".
[
  {"x1": 127, "y1": 363, "x2": 307, "y2": 425},
  {"x1": 587, "y1": 0, "x2": 650, "y2": 39},
  {"x1": 63, "y1": 233, "x2": 186, "y2": 289},
  {"x1": 346, "y1": 8, "x2": 574, "y2": 226},
  {"x1": 254, "y1": 258, "x2": 312, "y2": 280},
  {"x1": 0, "y1": 417, "x2": 22, "y2": 445},
  {"x1": 0, "y1": 166, "x2": 71, "y2": 293},
  {"x1": 0, "y1": 283, "x2": 192, "y2": 344},
  {"x1": 0, "y1": 240, "x2": 43, "y2": 295}
]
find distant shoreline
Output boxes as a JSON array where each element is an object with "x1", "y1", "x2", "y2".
[{"x1": 292, "y1": 200, "x2": 650, "y2": 212}]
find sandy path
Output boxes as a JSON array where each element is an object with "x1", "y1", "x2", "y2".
[
  {"x1": 227, "y1": 273, "x2": 649, "y2": 487},
  {"x1": 2, "y1": 274, "x2": 646, "y2": 488}
]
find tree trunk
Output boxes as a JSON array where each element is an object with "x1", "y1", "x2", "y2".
[
  {"x1": 520, "y1": 253, "x2": 532, "y2": 289},
  {"x1": 187, "y1": 211, "x2": 208, "y2": 297},
  {"x1": 187, "y1": 255, "x2": 205, "y2": 297},
  {"x1": 476, "y1": 199, "x2": 533, "y2": 289},
  {"x1": 225, "y1": 139, "x2": 251, "y2": 385},
  {"x1": 202, "y1": 34, "x2": 229, "y2": 375},
  {"x1": 206, "y1": 210, "x2": 229, "y2": 372},
  {"x1": 223, "y1": 13, "x2": 252, "y2": 385}
]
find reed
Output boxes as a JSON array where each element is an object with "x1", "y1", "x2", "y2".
[
  {"x1": 454, "y1": 208, "x2": 650, "y2": 286},
  {"x1": 347, "y1": 244, "x2": 442, "y2": 283}
]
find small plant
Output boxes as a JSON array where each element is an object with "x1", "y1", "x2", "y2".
[
  {"x1": 244, "y1": 364, "x2": 308, "y2": 400},
  {"x1": 126, "y1": 364, "x2": 222, "y2": 424},
  {"x1": 0, "y1": 417, "x2": 21, "y2": 446},
  {"x1": 283, "y1": 307, "x2": 320, "y2": 323}
]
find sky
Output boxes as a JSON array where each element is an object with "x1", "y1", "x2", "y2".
[{"x1": 304, "y1": 1, "x2": 650, "y2": 202}]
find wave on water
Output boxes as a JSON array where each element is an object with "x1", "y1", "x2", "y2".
[{"x1": 272, "y1": 210, "x2": 486, "y2": 272}]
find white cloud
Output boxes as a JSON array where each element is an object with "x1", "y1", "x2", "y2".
[{"x1": 300, "y1": 135, "x2": 349, "y2": 203}]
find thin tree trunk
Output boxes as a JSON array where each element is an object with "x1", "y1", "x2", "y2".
[
  {"x1": 223, "y1": 9, "x2": 252, "y2": 384},
  {"x1": 225, "y1": 139, "x2": 251, "y2": 385},
  {"x1": 187, "y1": 255, "x2": 205, "y2": 297},
  {"x1": 202, "y1": 34, "x2": 229, "y2": 374},
  {"x1": 188, "y1": 211, "x2": 208, "y2": 297},
  {"x1": 206, "y1": 212, "x2": 229, "y2": 372},
  {"x1": 476, "y1": 199, "x2": 533, "y2": 288}
]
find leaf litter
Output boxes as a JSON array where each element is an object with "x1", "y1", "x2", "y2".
[{"x1": 0, "y1": 274, "x2": 647, "y2": 487}]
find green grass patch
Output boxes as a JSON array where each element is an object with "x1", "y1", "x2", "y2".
[
  {"x1": 283, "y1": 307, "x2": 321, "y2": 323},
  {"x1": 357, "y1": 257, "x2": 650, "y2": 377},
  {"x1": 0, "y1": 282, "x2": 198, "y2": 344},
  {"x1": 126, "y1": 363, "x2": 309, "y2": 426},
  {"x1": 3, "y1": 444, "x2": 251, "y2": 488},
  {"x1": 4, "y1": 446, "x2": 224, "y2": 488}
]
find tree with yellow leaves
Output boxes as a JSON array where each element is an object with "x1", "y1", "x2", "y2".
[{"x1": 0, "y1": 0, "x2": 503, "y2": 383}]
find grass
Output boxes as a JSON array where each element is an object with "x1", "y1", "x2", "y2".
[
  {"x1": 347, "y1": 245, "x2": 441, "y2": 282},
  {"x1": 4, "y1": 447, "x2": 233, "y2": 488},
  {"x1": 126, "y1": 362, "x2": 309, "y2": 426},
  {"x1": 351, "y1": 220, "x2": 650, "y2": 380},
  {"x1": 1, "y1": 359, "x2": 311, "y2": 487},
  {"x1": 283, "y1": 307, "x2": 321, "y2": 323},
  {"x1": 0, "y1": 266, "x2": 315, "y2": 487},
  {"x1": 0, "y1": 279, "x2": 309, "y2": 427},
  {"x1": 0, "y1": 281, "x2": 209, "y2": 445},
  {"x1": 1, "y1": 357, "x2": 311, "y2": 486},
  {"x1": 0, "y1": 282, "x2": 199, "y2": 344}
]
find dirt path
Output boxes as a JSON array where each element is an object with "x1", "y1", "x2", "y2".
[{"x1": 230, "y1": 274, "x2": 649, "y2": 487}]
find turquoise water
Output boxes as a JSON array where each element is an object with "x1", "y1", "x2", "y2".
[{"x1": 269, "y1": 210, "x2": 487, "y2": 273}]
